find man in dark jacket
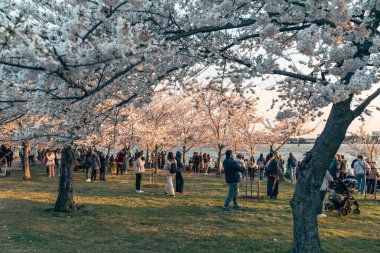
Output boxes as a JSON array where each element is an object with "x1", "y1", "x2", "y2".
[
  {"x1": 223, "y1": 150, "x2": 244, "y2": 211},
  {"x1": 175, "y1": 151, "x2": 185, "y2": 193}
]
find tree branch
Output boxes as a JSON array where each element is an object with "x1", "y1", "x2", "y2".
[{"x1": 352, "y1": 87, "x2": 380, "y2": 117}]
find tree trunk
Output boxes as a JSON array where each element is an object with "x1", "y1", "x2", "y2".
[
  {"x1": 22, "y1": 141, "x2": 31, "y2": 180},
  {"x1": 216, "y1": 146, "x2": 223, "y2": 175},
  {"x1": 291, "y1": 99, "x2": 354, "y2": 253},
  {"x1": 54, "y1": 146, "x2": 77, "y2": 212}
]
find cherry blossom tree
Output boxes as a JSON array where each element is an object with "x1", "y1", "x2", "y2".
[
  {"x1": 195, "y1": 90, "x2": 259, "y2": 174},
  {"x1": 2, "y1": 0, "x2": 380, "y2": 251},
  {"x1": 166, "y1": 95, "x2": 208, "y2": 165},
  {"x1": 263, "y1": 117, "x2": 315, "y2": 152},
  {"x1": 348, "y1": 124, "x2": 380, "y2": 162}
]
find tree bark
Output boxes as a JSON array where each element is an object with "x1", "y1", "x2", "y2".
[
  {"x1": 54, "y1": 146, "x2": 77, "y2": 212},
  {"x1": 22, "y1": 141, "x2": 31, "y2": 180},
  {"x1": 216, "y1": 146, "x2": 223, "y2": 175},
  {"x1": 291, "y1": 99, "x2": 354, "y2": 253}
]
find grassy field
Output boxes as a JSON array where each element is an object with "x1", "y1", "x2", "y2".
[{"x1": 0, "y1": 164, "x2": 379, "y2": 253}]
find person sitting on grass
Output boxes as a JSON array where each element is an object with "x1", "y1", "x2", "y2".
[{"x1": 223, "y1": 150, "x2": 244, "y2": 212}]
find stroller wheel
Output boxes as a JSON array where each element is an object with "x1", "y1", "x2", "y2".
[
  {"x1": 340, "y1": 207, "x2": 348, "y2": 216},
  {"x1": 325, "y1": 203, "x2": 334, "y2": 213},
  {"x1": 353, "y1": 208, "x2": 360, "y2": 215}
]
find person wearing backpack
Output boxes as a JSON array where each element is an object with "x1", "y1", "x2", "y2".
[
  {"x1": 257, "y1": 154, "x2": 266, "y2": 182},
  {"x1": 165, "y1": 152, "x2": 177, "y2": 197}
]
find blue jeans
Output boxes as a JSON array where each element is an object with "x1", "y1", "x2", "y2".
[
  {"x1": 224, "y1": 183, "x2": 239, "y2": 208},
  {"x1": 356, "y1": 174, "x2": 365, "y2": 193},
  {"x1": 259, "y1": 169, "x2": 264, "y2": 181},
  {"x1": 290, "y1": 167, "x2": 296, "y2": 183}
]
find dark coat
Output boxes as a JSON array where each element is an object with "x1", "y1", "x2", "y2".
[
  {"x1": 175, "y1": 151, "x2": 184, "y2": 172},
  {"x1": 223, "y1": 157, "x2": 244, "y2": 184}
]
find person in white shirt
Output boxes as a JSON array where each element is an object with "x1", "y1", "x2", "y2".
[
  {"x1": 165, "y1": 152, "x2": 177, "y2": 197},
  {"x1": 318, "y1": 170, "x2": 333, "y2": 218},
  {"x1": 353, "y1": 155, "x2": 370, "y2": 194},
  {"x1": 135, "y1": 151, "x2": 145, "y2": 193},
  {"x1": 46, "y1": 150, "x2": 56, "y2": 178}
]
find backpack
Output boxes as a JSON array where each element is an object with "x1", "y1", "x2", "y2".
[
  {"x1": 350, "y1": 159, "x2": 357, "y2": 169},
  {"x1": 169, "y1": 161, "x2": 178, "y2": 174}
]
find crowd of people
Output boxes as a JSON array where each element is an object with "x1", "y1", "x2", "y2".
[
  {"x1": 223, "y1": 150, "x2": 380, "y2": 214},
  {"x1": 2, "y1": 143, "x2": 379, "y2": 215}
]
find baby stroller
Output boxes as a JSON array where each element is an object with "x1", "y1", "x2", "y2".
[{"x1": 324, "y1": 178, "x2": 360, "y2": 216}]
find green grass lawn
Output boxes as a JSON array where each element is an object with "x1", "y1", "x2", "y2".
[{"x1": 0, "y1": 165, "x2": 379, "y2": 253}]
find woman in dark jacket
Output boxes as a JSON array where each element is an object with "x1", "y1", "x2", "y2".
[
  {"x1": 175, "y1": 151, "x2": 185, "y2": 193},
  {"x1": 266, "y1": 152, "x2": 280, "y2": 199}
]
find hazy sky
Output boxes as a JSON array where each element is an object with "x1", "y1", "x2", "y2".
[{"x1": 254, "y1": 75, "x2": 380, "y2": 137}]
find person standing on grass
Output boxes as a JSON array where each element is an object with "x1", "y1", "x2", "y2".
[
  {"x1": 199, "y1": 152, "x2": 204, "y2": 173},
  {"x1": 247, "y1": 156, "x2": 256, "y2": 181},
  {"x1": 108, "y1": 154, "x2": 114, "y2": 173},
  {"x1": 99, "y1": 152, "x2": 107, "y2": 181},
  {"x1": 207, "y1": 154, "x2": 212, "y2": 174},
  {"x1": 41, "y1": 149, "x2": 46, "y2": 164},
  {"x1": 203, "y1": 153, "x2": 209, "y2": 175},
  {"x1": 194, "y1": 152, "x2": 200, "y2": 174},
  {"x1": 266, "y1": 152, "x2": 280, "y2": 200},
  {"x1": 318, "y1": 170, "x2": 333, "y2": 218},
  {"x1": 165, "y1": 152, "x2": 177, "y2": 197},
  {"x1": 115, "y1": 150, "x2": 126, "y2": 175},
  {"x1": 287, "y1": 152, "x2": 297, "y2": 184},
  {"x1": 189, "y1": 154, "x2": 194, "y2": 173},
  {"x1": 367, "y1": 161, "x2": 379, "y2": 194},
  {"x1": 328, "y1": 155, "x2": 340, "y2": 179},
  {"x1": 46, "y1": 150, "x2": 56, "y2": 178},
  {"x1": 353, "y1": 155, "x2": 370, "y2": 194},
  {"x1": 85, "y1": 152, "x2": 92, "y2": 182},
  {"x1": 5, "y1": 146, "x2": 13, "y2": 167},
  {"x1": 223, "y1": 150, "x2": 244, "y2": 212},
  {"x1": 257, "y1": 154, "x2": 265, "y2": 182},
  {"x1": 235, "y1": 153, "x2": 246, "y2": 181},
  {"x1": 91, "y1": 151, "x2": 100, "y2": 182},
  {"x1": 339, "y1": 155, "x2": 348, "y2": 180},
  {"x1": 37, "y1": 148, "x2": 42, "y2": 163},
  {"x1": 135, "y1": 151, "x2": 145, "y2": 193},
  {"x1": 175, "y1": 151, "x2": 184, "y2": 194}
]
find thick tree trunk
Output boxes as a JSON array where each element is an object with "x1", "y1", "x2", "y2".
[
  {"x1": 216, "y1": 146, "x2": 222, "y2": 175},
  {"x1": 22, "y1": 141, "x2": 31, "y2": 180},
  {"x1": 291, "y1": 99, "x2": 354, "y2": 253},
  {"x1": 54, "y1": 146, "x2": 77, "y2": 212}
]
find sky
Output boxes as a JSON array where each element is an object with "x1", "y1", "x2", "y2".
[{"x1": 254, "y1": 75, "x2": 380, "y2": 138}]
